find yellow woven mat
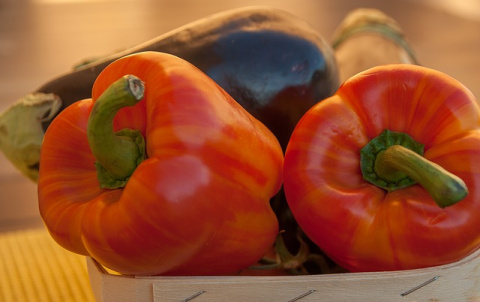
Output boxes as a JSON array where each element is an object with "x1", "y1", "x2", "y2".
[{"x1": 0, "y1": 227, "x2": 95, "y2": 302}]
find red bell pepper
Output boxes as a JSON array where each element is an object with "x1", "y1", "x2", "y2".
[
  {"x1": 283, "y1": 64, "x2": 480, "y2": 272},
  {"x1": 38, "y1": 52, "x2": 283, "y2": 276}
]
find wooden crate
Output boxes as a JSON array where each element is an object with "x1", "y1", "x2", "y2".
[{"x1": 87, "y1": 249, "x2": 480, "y2": 302}]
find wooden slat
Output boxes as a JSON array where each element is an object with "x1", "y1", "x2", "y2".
[{"x1": 87, "y1": 248, "x2": 480, "y2": 302}]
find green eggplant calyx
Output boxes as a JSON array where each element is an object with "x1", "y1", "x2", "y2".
[
  {"x1": 87, "y1": 75, "x2": 146, "y2": 189},
  {"x1": 361, "y1": 129, "x2": 468, "y2": 208},
  {"x1": 0, "y1": 92, "x2": 62, "y2": 182}
]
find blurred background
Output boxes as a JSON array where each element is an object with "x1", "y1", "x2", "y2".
[{"x1": 1, "y1": 0, "x2": 479, "y2": 232}]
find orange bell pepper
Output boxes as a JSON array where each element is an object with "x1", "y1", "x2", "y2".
[
  {"x1": 38, "y1": 52, "x2": 283, "y2": 276},
  {"x1": 284, "y1": 64, "x2": 480, "y2": 272}
]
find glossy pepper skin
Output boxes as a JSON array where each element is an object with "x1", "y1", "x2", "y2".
[
  {"x1": 283, "y1": 64, "x2": 480, "y2": 272},
  {"x1": 38, "y1": 52, "x2": 284, "y2": 276}
]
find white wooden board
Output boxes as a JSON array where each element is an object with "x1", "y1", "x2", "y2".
[{"x1": 87, "y1": 248, "x2": 480, "y2": 302}]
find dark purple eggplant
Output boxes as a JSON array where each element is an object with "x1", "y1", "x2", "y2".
[{"x1": 0, "y1": 6, "x2": 338, "y2": 181}]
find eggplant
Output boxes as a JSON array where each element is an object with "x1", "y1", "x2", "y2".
[
  {"x1": 0, "y1": 6, "x2": 339, "y2": 181},
  {"x1": 332, "y1": 8, "x2": 418, "y2": 82}
]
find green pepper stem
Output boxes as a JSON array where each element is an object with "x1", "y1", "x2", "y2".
[
  {"x1": 375, "y1": 145, "x2": 468, "y2": 208},
  {"x1": 87, "y1": 75, "x2": 146, "y2": 189}
]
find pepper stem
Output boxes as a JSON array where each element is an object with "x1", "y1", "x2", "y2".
[
  {"x1": 87, "y1": 75, "x2": 146, "y2": 189},
  {"x1": 375, "y1": 145, "x2": 467, "y2": 208},
  {"x1": 360, "y1": 129, "x2": 468, "y2": 208}
]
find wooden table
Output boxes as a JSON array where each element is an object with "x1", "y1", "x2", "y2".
[{"x1": 0, "y1": 0, "x2": 479, "y2": 231}]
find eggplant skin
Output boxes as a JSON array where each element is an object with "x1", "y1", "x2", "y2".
[{"x1": 38, "y1": 6, "x2": 339, "y2": 149}]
